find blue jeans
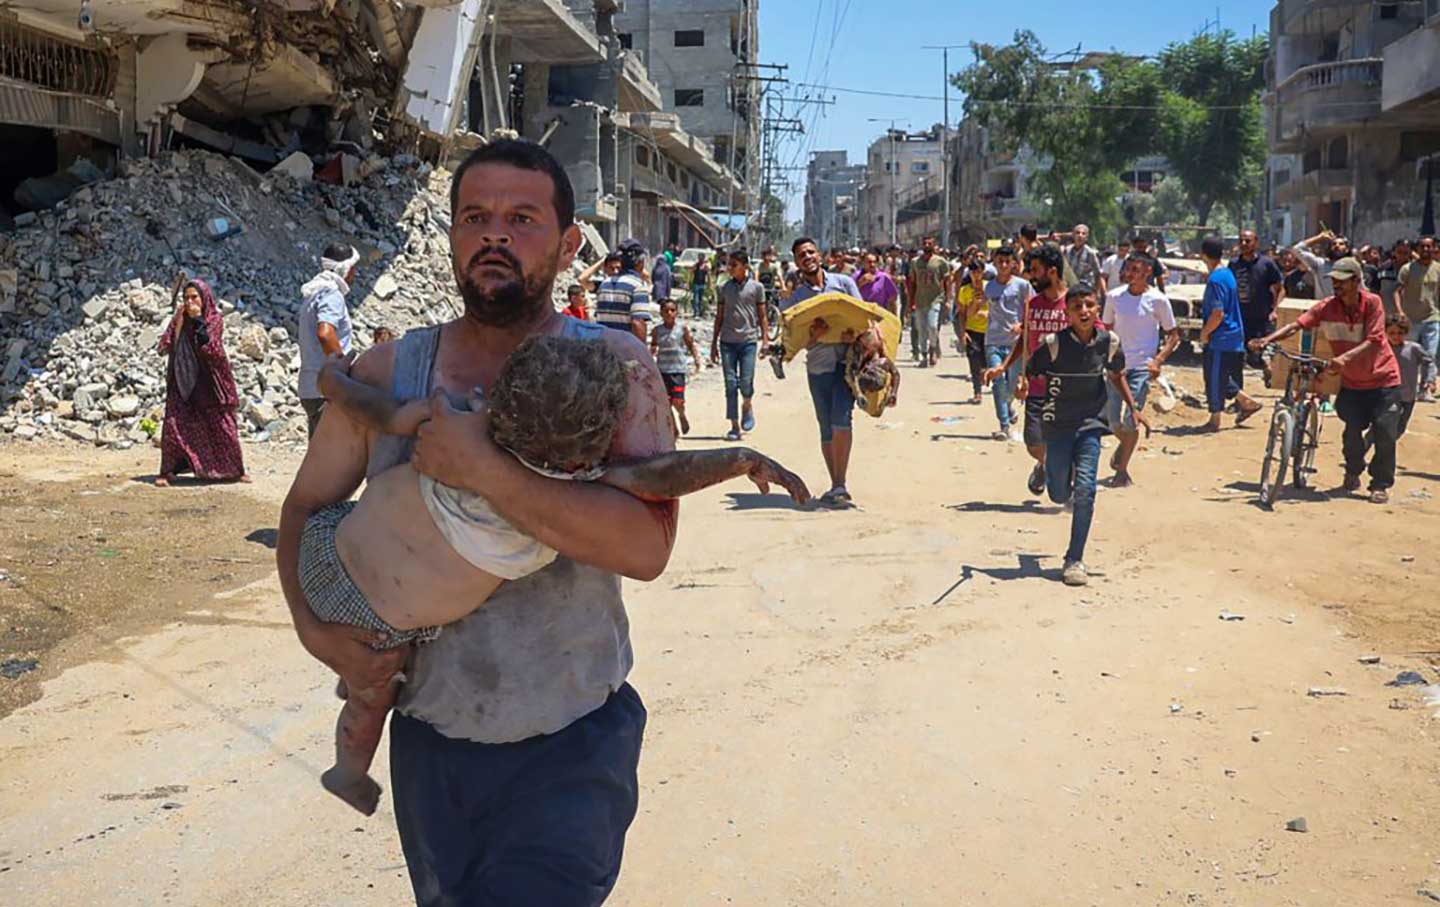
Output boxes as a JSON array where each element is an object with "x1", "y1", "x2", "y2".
[
  {"x1": 985, "y1": 343, "x2": 1019, "y2": 430},
  {"x1": 719, "y1": 341, "x2": 757, "y2": 421},
  {"x1": 916, "y1": 304, "x2": 940, "y2": 359},
  {"x1": 807, "y1": 363, "x2": 855, "y2": 443},
  {"x1": 390, "y1": 684, "x2": 646, "y2": 906},
  {"x1": 1411, "y1": 320, "x2": 1439, "y2": 388},
  {"x1": 1045, "y1": 429, "x2": 1102, "y2": 564}
]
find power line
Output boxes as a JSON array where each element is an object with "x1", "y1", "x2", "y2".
[{"x1": 792, "y1": 80, "x2": 1266, "y2": 110}]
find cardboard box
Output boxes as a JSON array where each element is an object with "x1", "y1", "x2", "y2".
[{"x1": 1269, "y1": 298, "x2": 1341, "y2": 396}]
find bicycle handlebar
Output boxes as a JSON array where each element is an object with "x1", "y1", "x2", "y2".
[{"x1": 1263, "y1": 343, "x2": 1328, "y2": 371}]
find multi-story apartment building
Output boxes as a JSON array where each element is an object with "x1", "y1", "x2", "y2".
[
  {"x1": 803, "y1": 151, "x2": 867, "y2": 250},
  {"x1": 1265, "y1": 0, "x2": 1440, "y2": 244},
  {"x1": 612, "y1": 0, "x2": 761, "y2": 213},
  {"x1": 857, "y1": 125, "x2": 949, "y2": 248}
]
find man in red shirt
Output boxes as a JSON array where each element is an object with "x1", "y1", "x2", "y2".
[
  {"x1": 984, "y1": 244, "x2": 1071, "y2": 496},
  {"x1": 1251, "y1": 257, "x2": 1404, "y2": 503}
]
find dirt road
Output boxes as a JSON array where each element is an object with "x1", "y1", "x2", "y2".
[{"x1": 3, "y1": 350, "x2": 1439, "y2": 906}]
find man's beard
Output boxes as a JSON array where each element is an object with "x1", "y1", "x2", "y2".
[
  {"x1": 455, "y1": 245, "x2": 559, "y2": 327},
  {"x1": 1032, "y1": 274, "x2": 1052, "y2": 292}
]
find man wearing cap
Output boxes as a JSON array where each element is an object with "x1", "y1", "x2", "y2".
[
  {"x1": 595, "y1": 238, "x2": 652, "y2": 341},
  {"x1": 298, "y1": 241, "x2": 358, "y2": 437},
  {"x1": 1251, "y1": 256, "x2": 1404, "y2": 503}
]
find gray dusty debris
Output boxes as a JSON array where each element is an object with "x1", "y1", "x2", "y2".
[
  {"x1": 1387, "y1": 671, "x2": 1429, "y2": 688},
  {"x1": 1218, "y1": 610, "x2": 1246, "y2": 621},
  {"x1": 1285, "y1": 817, "x2": 1309, "y2": 833},
  {"x1": 1418, "y1": 887, "x2": 1440, "y2": 903},
  {"x1": 1, "y1": 658, "x2": 39, "y2": 679},
  {"x1": 1357, "y1": 655, "x2": 1382, "y2": 665},
  {"x1": 1307, "y1": 687, "x2": 1348, "y2": 697}
]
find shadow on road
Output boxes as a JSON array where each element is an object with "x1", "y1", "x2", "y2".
[
  {"x1": 947, "y1": 500, "x2": 1062, "y2": 515},
  {"x1": 956, "y1": 555, "x2": 1055, "y2": 585},
  {"x1": 246, "y1": 527, "x2": 279, "y2": 549},
  {"x1": 930, "y1": 433, "x2": 997, "y2": 442},
  {"x1": 724, "y1": 492, "x2": 810, "y2": 512}
]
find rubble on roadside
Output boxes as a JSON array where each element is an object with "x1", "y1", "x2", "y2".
[{"x1": 0, "y1": 149, "x2": 600, "y2": 449}]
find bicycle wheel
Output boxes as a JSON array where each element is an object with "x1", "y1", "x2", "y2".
[
  {"x1": 765, "y1": 303, "x2": 783, "y2": 344},
  {"x1": 1258, "y1": 408, "x2": 1295, "y2": 509},
  {"x1": 1292, "y1": 400, "x2": 1322, "y2": 490}
]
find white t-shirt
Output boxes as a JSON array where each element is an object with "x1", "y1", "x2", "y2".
[
  {"x1": 1103, "y1": 285, "x2": 1176, "y2": 370},
  {"x1": 1102, "y1": 254, "x2": 1125, "y2": 291}
]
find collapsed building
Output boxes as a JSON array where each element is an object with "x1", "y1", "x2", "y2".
[{"x1": 0, "y1": 0, "x2": 761, "y2": 249}]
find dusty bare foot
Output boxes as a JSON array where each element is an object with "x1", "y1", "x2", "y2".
[
  {"x1": 236, "y1": 474, "x2": 253, "y2": 484},
  {"x1": 154, "y1": 474, "x2": 176, "y2": 487},
  {"x1": 321, "y1": 767, "x2": 382, "y2": 816}
]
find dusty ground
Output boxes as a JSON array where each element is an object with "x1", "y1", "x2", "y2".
[{"x1": 2, "y1": 343, "x2": 1439, "y2": 906}]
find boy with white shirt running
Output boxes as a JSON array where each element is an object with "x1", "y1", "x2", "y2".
[{"x1": 1101, "y1": 254, "x2": 1180, "y2": 487}]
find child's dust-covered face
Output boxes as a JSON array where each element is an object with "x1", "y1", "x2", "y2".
[{"x1": 1066, "y1": 293, "x2": 1099, "y2": 329}]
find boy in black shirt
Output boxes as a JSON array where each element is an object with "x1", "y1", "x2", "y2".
[{"x1": 1025, "y1": 284, "x2": 1150, "y2": 586}]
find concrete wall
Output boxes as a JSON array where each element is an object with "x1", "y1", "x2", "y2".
[{"x1": 613, "y1": 0, "x2": 755, "y2": 149}]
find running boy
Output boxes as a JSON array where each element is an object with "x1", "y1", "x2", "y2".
[
  {"x1": 304, "y1": 336, "x2": 807, "y2": 815},
  {"x1": 651, "y1": 299, "x2": 704, "y2": 435},
  {"x1": 1024, "y1": 284, "x2": 1149, "y2": 587}
]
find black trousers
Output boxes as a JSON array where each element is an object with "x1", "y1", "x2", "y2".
[
  {"x1": 965, "y1": 330, "x2": 987, "y2": 396},
  {"x1": 1335, "y1": 385, "x2": 1403, "y2": 490}
]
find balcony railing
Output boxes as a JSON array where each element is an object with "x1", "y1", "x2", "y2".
[{"x1": 1274, "y1": 58, "x2": 1382, "y2": 97}]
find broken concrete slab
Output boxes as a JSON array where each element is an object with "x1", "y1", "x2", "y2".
[{"x1": 273, "y1": 151, "x2": 315, "y2": 182}]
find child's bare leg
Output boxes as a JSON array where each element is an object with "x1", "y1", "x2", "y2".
[
  {"x1": 601, "y1": 448, "x2": 810, "y2": 504},
  {"x1": 320, "y1": 679, "x2": 396, "y2": 816}
]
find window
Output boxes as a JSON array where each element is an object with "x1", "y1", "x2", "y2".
[
  {"x1": 911, "y1": 161, "x2": 930, "y2": 174},
  {"x1": 617, "y1": 32, "x2": 633, "y2": 49},
  {"x1": 674, "y1": 29, "x2": 704, "y2": 47},
  {"x1": 636, "y1": 145, "x2": 651, "y2": 168},
  {"x1": 1274, "y1": 169, "x2": 1292, "y2": 187},
  {"x1": 1379, "y1": 3, "x2": 1398, "y2": 19},
  {"x1": 1326, "y1": 136, "x2": 1348, "y2": 170},
  {"x1": 1302, "y1": 146, "x2": 1322, "y2": 174},
  {"x1": 666, "y1": 162, "x2": 678, "y2": 183},
  {"x1": 681, "y1": 172, "x2": 691, "y2": 190},
  {"x1": 674, "y1": 88, "x2": 704, "y2": 107}
]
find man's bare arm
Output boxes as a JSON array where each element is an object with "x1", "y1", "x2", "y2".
[
  {"x1": 278, "y1": 346, "x2": 409, "y2": 688},
  {"x1": 601, "y1": 448, "x2": 809, "y2": 505}
]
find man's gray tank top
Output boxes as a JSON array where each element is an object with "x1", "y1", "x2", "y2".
[{"x1": 368, "y1": 321, "x2": 633, "y2": 743}]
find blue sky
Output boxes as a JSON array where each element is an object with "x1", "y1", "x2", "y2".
[{"x1": 756, "y1": 0, "x2": 1272, "y2": 219}]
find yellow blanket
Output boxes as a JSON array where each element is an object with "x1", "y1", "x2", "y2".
[{"x1": 779, "y1": 292, "x2": 902, "y2": 417}]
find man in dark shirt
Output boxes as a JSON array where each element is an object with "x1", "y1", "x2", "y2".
[
  {"x1": 1024, "y1": 283, "x2": 1147, "y2": 587},
  {"x1": 1228, "y1": 229, "x2": 1285, "y2": 368}
]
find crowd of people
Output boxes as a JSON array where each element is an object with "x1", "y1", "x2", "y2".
[{"x1": 102, "y1": 135, "x2": 1438, "y2": 906}]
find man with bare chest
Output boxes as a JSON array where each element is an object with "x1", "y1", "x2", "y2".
[{"x1": 277, "y1": 140, "x2": 676, "y2": 905}]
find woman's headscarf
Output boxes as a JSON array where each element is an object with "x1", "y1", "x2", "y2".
[{"x1": 162, "y1": 278, "x2": 233, "y2": 405}]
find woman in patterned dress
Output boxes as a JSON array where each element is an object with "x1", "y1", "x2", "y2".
[{"x1": 155, "y1": 277, "x2": 249, "y2": 486}]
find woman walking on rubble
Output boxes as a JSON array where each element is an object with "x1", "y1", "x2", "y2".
[{"x1": 155, "y1": 277, "x2": 248, "y2": 486}]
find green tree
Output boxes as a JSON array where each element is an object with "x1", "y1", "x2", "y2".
[
  {"x1": 953, "y1": 32, "x2": 1162, "y2": 238},
  {"x1": 1153, "y1": 31, "x2": 1268, "y2": 227}
]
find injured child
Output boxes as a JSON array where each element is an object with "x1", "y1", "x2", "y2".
[{"x1": 302, "y1": 335, "x2": 809, "y2": 815}]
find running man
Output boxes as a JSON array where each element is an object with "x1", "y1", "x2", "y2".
[
  {"x1": 786, "y1": 236, "x2": 862, "y2": 508},
  {"x1": 1198, "y1": 236, "x2": 1262, "y2": 430},
  {"x1": 1102, "y1": 253, "x2": 1180, "y2": 486},
  {"x1": 979, "y1": 246, "x2": 1032, "y2": 441}
]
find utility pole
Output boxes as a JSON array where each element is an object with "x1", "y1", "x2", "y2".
[
  {"x1": 868, "y1": 117, "x2": 908, "y2": 246},
  {"x1": 924, "y1": 45, "x2": 964, "y2": 249},
  {"x1": 735, "y1": 63, "x2": 790, "y2": 244}
]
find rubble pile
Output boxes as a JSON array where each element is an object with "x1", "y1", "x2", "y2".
[{"x1": 0, "y1": 149, "x2": 597, "y2": 448}]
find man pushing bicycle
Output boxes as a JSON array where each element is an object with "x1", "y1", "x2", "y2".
[{"x1": 1250, "y1": 256, "x2": 1405, "y2": 504}]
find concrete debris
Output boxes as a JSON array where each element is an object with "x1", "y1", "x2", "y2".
[
  {"x1": 1285, "y1": 817, "x2": 1309, "y2": 833},
  {"x1": 0, "y1": 149, "x2": 608, "y2": 448},
  {"x1": 1357, "y1": 655, "x2": 1382, "y2": 665},
  {"x1": 1418, "y1": 888, "x2": 1440, "y2": 903},
  {"x1": 1307, "y1": 687, "x2": 1348, "y2": 697},
  {"x1": 273, "y1": 152, "x2": 316, "y2": 183},
  {"x1": 1, "y1": 658, "x2": 39, "y2": 679},
  {"x1": 1218, "y1": 610, "x2": 1245, "y2": 621},
  {"x1": 1387, "y1": 671, "x2": 1429, "y2": 688}
]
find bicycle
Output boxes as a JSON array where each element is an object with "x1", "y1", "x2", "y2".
[{"x1": 1257, "y1": 344, "x2": 1329, "y2": 509}]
